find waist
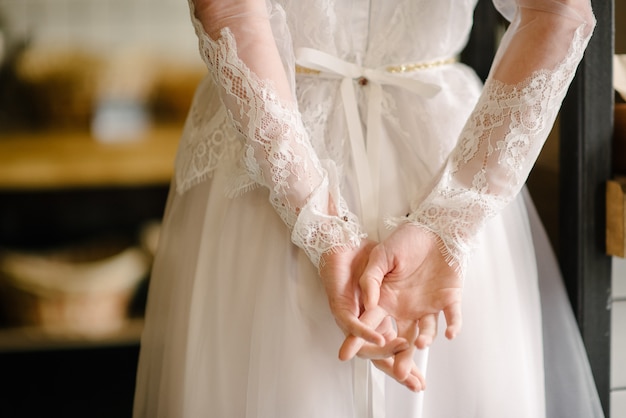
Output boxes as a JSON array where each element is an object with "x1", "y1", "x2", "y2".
[{"x1": 296, "y1": 56, "x2": 458, "y2": 77}]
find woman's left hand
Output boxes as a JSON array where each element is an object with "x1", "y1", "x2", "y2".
[
  {"x1": 319, "y1": 240, "x2": 407, "y2": 355},
  {"x1": 319, "y1": 238, "x2": 427, "y2": 392}
]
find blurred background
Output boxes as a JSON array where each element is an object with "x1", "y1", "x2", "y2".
[
  {"x1": 0, "y1": 1, "x2": 624, "y2": 417},
  {"x1": 0, "y1": 0, "x2": 203, "y2": 417},
  {"x1": 0, "y1": 0, "x2": 204, "y2": 133}
]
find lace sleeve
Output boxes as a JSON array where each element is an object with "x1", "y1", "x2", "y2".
[
  {"x1": 393, "y1": 0, "x2": 596, "y2": 274},
  {"x1": 189, "y1": 0, "x2": 364, "y2": 268}
]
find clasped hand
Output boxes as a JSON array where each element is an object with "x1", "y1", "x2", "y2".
[{"x1": 319, "y1": 223, "x2": 463, "y2": 392}]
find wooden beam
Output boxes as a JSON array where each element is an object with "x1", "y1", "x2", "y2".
[
  {"x1": 559, "y1": 0, "x2": 614, "y2": 413},
  {"x1": 461, "y1": 0, "x2": 499, "y2": 82}
]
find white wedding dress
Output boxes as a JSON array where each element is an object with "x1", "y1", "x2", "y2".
[{"x1": 133, "y1": 0, "x2": 605, "y2": 417}]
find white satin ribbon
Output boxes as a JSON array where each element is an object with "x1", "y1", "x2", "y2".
[
  {"x1": 295, "y1": 47, "x2": 443, "y2": 418},
  {"x1": 295, "y1": 47, "x2": 441, "y2": 240}
]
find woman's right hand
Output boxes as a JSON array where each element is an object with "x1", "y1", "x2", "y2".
[{"x1": 340, "y1": 223, "x2": 464, "y2": 387}]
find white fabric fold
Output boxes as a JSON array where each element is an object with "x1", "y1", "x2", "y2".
[
  {"x1": 296, "y1": 47, "x2": 445, "y2": 418},
  {"x1": 296, "y1": 47, "x2": 442, "y2": 239}
]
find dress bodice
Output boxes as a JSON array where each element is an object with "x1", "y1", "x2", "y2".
[
  {"x1": 278, "y1": 0, "x2": 478, "y2": 67},
  {"x1": 178, "y1": 0, "x2": 594, "y2": 274}
]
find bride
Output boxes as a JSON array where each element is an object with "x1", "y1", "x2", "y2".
[{"x1": 133, "y1": 1, "x2": 604, "y2": 417}]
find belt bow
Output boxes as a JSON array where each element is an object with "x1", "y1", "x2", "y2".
[{"x1": 295, "y1": 47, "x2": 442, "y2": 238}]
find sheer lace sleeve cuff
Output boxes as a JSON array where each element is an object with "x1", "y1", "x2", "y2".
[
  {"x1": 193, "y1": 9, "x2": 364, "y2": 268},
  {"x1": 392, "y1": 1, "x2": 595, "y2": 274}
]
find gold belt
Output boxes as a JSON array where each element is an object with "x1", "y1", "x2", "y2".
[{"x1": 296, "y1": 56, "x2": 457, "y2": 76}]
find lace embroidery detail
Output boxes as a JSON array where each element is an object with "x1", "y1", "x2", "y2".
[
  {"x1": 175, "y1": 101, "x2": 252, "y2": 195},
  {"x1": 296, "y1": 78, "x2": 348, "y2": 173},
  {"x1": 192, "y1": 19, "x2": 364, "y2": 267},
  {"x1": 280, "y1": 0, "x2": 344, "y2": 59},
  {"x1": 391, "y1": 24, "x2": 592, "y2": 274}
]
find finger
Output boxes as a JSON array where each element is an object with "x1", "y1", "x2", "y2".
[
  {"x1": 371, "y1": 357, "x2": 393, "y2": 375},
  {"x1": 359, "y1": 246, "x2": 387, "y2": 310},
  {"x1": 352, "y1": 316, "x2": 404, "y2": 361},
  {"x1": 336, "y1": 318, "x2": 382, "y2": 349},
  {"x1": 335, "y1": 306, "x2": 387, "y2": 348},
  {"x1": 443, "y1": 302, "x2": 463, "y2": 340},
  {"x1": 348, "y1": 316, "x2": 408, "y2": 359},
  {"x1": 375, "y1": 315, "x2": 397, "y2": 342},
  {"x1": 393, "y1": 320, "x2": 419, "y2": 381},
  {"x1": 393, "y1": 345, "x2": 417, "y2": 382},
  {"x1": 339, "y1": 335, "x2": 365, "y2": 362},
  {"x1": 372, "y1": 357, "x2": 425, "y2": 392},
  {"x1": 338, "y1": 306, "x2": 389, "y2": 361},
  {"x1": 415, "y1": 313, "x2": 438, "y2": 350},
  {"x1": 359, "y1": 274, "x2": 381, "y2": 312},
  {"x1": 356, "y1": 338, "x2": 409, "y2": 360},
  {"x1": 400, "y1": 362, "x2": 426, "y2": 392}
]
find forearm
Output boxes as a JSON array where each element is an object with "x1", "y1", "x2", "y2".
[
  {"x1": 397, "y1": 0, "x2": 595, "y2": 273},
  {"x1": 190, "y1": 0, "x2": 365, "y2": 267}
]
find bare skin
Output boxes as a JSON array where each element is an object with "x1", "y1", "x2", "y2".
[{"x1": 320, "y1": 223, "x2": 463, "y2": 391}]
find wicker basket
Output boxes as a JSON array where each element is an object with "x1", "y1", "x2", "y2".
[
  {"x1": 0, "y1": 241, "x2": 150, "y2": 336},
  {"x1": 15, "y1": 47, "x2": 102, "y2": 130}
]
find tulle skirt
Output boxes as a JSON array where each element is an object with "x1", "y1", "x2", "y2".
[{"x1": 133, "y1": 163, "x2": 604, "y2": 417}]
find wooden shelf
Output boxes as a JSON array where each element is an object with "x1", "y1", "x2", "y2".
[
  {"x1": 0, "y1": 125, "x2": 181, "y2": 189},
  {"x1": 607, "y1": 177, "x2": 626, "y2": 258},
  {"x1": 0, "y1": 128, "x2": 167, "y2": 351},
  {"x1": 0, "y1": 319, "x2": 144, "y2": 352}
]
